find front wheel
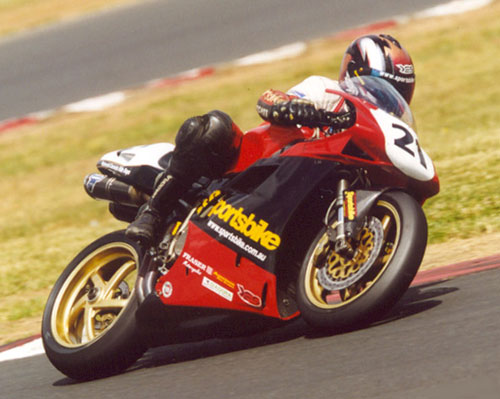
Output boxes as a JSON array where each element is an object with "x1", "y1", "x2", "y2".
[
  {"x1": 42, "y1": 231, "x2": 146, "y2": 380},
  {"x1": 297, "y1": 191, "x2": 427, "y2": 330}
]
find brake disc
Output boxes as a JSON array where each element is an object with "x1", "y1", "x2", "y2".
[{"x1": 317, "y1": 217, "x2": 384, "y2": 291}]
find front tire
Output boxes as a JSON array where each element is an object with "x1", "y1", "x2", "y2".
[
  {"x1": 42, "y1": 231, "x2": 146, "y2": 380},
  {"x1": 297, "y1": 191, "x2": 427, "y2": 330}
]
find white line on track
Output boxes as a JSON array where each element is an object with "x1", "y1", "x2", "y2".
[
  {"x1": 0, "y1": 0, "x2": 493, "y2": 363},
  {"x1": 0, "y1": 338, "x2": 44, "y2": 362}
]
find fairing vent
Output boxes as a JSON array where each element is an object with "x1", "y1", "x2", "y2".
[{"x1": 342, "y1": 140, "x2": 374, "y2": 161}]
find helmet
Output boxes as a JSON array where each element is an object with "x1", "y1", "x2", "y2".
[
  {"x1": 173, "y1": 110, "x2": 243, "y2": 179},
  {"x1": 339, "y1": 34, "x2": 416, "y2": 104}
]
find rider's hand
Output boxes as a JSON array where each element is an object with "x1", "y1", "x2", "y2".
[
  {"x1": 269, "y1": 98, "x2": 321, "y2": 127},
  {"x1": 286, "y1": 99, "x2": 321, "y2": 127},
  {"x1": 318, "y1": 106, "x2": 356, "y2": 132}
]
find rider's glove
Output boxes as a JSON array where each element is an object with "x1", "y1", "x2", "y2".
[
  {"x1": 281, "y1": 99, "x2": 321, "y2": 127},
  {"x1": 257, "y1": 90, "x2": 320, "y2": 126},
  {"x1": 257, "y1": 89, "x2": 355, "y2": 130}
]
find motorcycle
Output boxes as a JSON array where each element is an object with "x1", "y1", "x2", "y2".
[{"x1": 42, "y1": 76, "x2": 439, "y2": 380}]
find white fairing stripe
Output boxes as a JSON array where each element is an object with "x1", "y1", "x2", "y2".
[
  {"x1": 371, "y1": 108, "x2": 435, "y2": 182},
  {"x1": 100, "y1": 142, "x2": 175, "y2": 169}
]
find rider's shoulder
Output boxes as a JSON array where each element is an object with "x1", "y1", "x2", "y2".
[
  {"x1": 303, "y1": 75, "x2": 338, "y2": 84},
  {"x1": 288, "y1": 75, "x2": 341, "y2": 94}
]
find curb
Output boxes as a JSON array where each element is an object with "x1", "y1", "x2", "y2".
[
  {"x1": 0, "y1": 334, "x2": 41, "y2": 353},
  {"x1": 1, "y1": 253, "x2": 499, "y2": 361},
  {"x1": 412, "y1": 253, "x2": 500, "y2": 286},
  {"x1": 0, "y1": 0, "x2": 495, "y2": 363},
  {"x1": 0, "y1": 0, "x2": 492, "y2": 135}
]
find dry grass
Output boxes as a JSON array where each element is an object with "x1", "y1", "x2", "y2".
[
  {"x1": 0, "y1": 0, "x2": 138, "y2": 37},
  {"x1": 0, "y1": 1, "x2": 499, "y2": 345}
]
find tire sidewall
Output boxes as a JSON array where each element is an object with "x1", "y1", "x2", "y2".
[
  {"x1": 297, "y1": 191, "x2": 428, "y2": 330},
  {"x1": 41, "y1": 230, "x2": 145, "y2": 379}
]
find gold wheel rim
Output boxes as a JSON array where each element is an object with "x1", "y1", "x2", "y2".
[
  {"x1": 304, "y1": 200, "x2": 401, "y2": 309},
  {"x1": 50, "y1": 242, "x2": 139, "y2": 348}
]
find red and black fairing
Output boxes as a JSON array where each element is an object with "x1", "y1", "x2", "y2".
[
  {"x1": 154, "y1": 155, "x2": 341, "y2": 320},
  {"x1": 153, "y1": 84, "x2": 439, "y2": 323}
]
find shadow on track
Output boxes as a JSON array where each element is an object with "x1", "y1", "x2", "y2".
[
  {"x1": 53, "y1": 280, "x2": 457, "y2": 385},
  {"x1": 372, "y1": 281, "x2": 458, "y2": 327}
]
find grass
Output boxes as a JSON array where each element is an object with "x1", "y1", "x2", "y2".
[
  {"x1": 0, "y1": 1, "x2": 499, "y2": 345},
  {"x1": 0, "y1": 0, "x2": 137, "y2": 37}
]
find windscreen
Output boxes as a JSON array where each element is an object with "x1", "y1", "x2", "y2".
[{"x1": 340, "y1": 76, "x2": 415, "y2": 129}]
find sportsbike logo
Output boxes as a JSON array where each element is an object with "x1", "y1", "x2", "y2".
[{"x1": 197, "y1": 190, "x2": 281, "y2": 251}]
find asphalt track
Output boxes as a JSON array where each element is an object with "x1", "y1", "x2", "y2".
[
  {"x1": 0, "y1": 0, "x2": 451, "y2": 121},
  {"x1": 2, "y1": 1, "x2": 499, "y2": 398},
  {"x1": 1, "y1": 257, "x2": 500, "y2": 399}
]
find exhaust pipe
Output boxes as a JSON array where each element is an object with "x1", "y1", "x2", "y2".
[{"x1": 84, "y1": 173, "x2": 149, "y2": 206}]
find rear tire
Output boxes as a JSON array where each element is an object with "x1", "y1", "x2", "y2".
[
  {"x1": 297, "y1": 191, "x2": 427, "y2": 330},
  {"x1": 42, "y1": 231, "x2": 146, "y2": 380}
]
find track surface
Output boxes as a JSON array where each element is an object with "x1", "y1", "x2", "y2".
[
  {"x1": 0, "y1": 0, "x2": 450, "y2": 121},
  {"x1": 2, "y1": 1, "x2": 498, "y2": 398},
  {"x1": 1, "y1": 265, "x2": 499, "y2": 399}
]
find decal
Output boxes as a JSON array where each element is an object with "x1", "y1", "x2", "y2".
[
  {"x1": 181, "y1": 251, "x2": 235, "y2": 289},
  {"x1": 392, "y1": 124, "x2": 427, "y2": 168},
  {"x1": 343, "y1": 190, "x2": 357, "y2": 221},
  {"x1": 210, "y1": 203, "x2": 281, "y2": 250},
  {"x1": 197, "y1": 190, "x2": 223, "y2": 214},
  {"x1": 396, "y1": 64, "x2": 414, "y2": 75},
  {"x1": 371, "y1": 108, "x2": 434, "y2": 181},
  {"x1": 213, "y1": 271, "x2": 235, "y2": 289},
  {"x1": 98, "y1": 160, "x2": 131, "y2": 176},
  {"x1": 373, "y1": 70, "x2": 415, "y2": 84},
  {"x1": 207, "y1": 220, "x2": 268, "y2": 262},
  {"x1": 182, "y1": 260, "x2": 202, "y2": 275},
  {"x1": 162, "y1": 281, "x2": 173, "y2": 298},
  {"x1": 260, "y1": 89, "x2": 290, "y2": 104},
  {"x1": 182, "y1": 252, "x2": 213, "y2": 275},
  {"x1": 197, "y1": 190, "x2": 281, "y2": 251},
  {"x1": 202, "y1": 277, "x2": 234, "y2": 302},
  {"x1": 84, "y1": 173, "x2": 105, "y2": 193},
  {"x1": 237, "y1": 284, "x2": 262, "y2": 308}
]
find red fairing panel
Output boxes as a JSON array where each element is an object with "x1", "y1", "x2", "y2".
[
  {"x1": 229, "y1": 123, "x2": 306, "y2": 173},
  {"x1": 155, "y1": 223, "x2": 287, "y2": 319}
]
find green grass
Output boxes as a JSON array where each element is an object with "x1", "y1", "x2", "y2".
[{"x1": 0, "y1": 1, "x2": 499, "y2": 344}]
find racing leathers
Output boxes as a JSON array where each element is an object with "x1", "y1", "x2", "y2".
[
  {"x1": 125, "y1": 110, "x2": 243, "y2": 244},
  {"x1": 125, "y1": 76, "x2": 354, "y2": 244},
  {"x1": 256, "y1": 75, "x2": 354, "y2": 134}
]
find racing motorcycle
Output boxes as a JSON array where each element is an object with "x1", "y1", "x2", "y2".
[{"x1": 42, "y1": 76, "x2": 439, "y2": 380}]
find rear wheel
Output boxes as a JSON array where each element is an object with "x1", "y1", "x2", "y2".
[
  {"x1": 42, "y1": 231, "x2": 146, "y2": 380},
  {"x1": 297, "y1": 191, "x2": 427, "y2": 330}
]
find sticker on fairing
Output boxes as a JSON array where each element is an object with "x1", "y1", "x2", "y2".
[
  {"x1": 202, "y1": 276, "x2": 234, "y2": 302},
  {"x1": 371, "y1": 109, "x2": 435, "y2": 181}
]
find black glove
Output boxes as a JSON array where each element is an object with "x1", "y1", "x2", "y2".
[
  {"x1": 271, "y1": 98, "x2": 322, "y2": 127},
  {"x1": 318, "y1": 108, "x2": 356, "y2": 131}
]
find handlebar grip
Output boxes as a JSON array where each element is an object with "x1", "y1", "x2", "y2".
[{"x1": 319, "y1": 100, "x2": 356, "y2": 130}]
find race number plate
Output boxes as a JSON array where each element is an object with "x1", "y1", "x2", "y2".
[{"x1": 371, "y1": 108, "x2": 435, "y2": 182}]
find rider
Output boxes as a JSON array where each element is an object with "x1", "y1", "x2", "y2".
[
  {"x1": 256, "y1": 34, "x2": 415, "y2": 129},
  {"x1": 125, "y1": 34, "x2": 416, "y2": 244}
]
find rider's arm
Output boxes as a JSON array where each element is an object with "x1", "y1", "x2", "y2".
[
  {"x1": 256, "y1": 76, "x2": 354, "y2": 129},
  {"x1": 256, "y1": 88, "x2": 354, "y2": 131},
  {"x1": 256, "y1": 89, "x2": 293, "y2": 123},
  {"x1": 256, "y1": 89, "x2": 325, "y2": 127}
]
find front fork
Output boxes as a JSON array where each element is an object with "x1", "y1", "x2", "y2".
[{"x1": 326, "y1": 178, "x2": 383, "y2": 258}]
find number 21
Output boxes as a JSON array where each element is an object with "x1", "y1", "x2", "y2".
[{"x1": 392, "y1": 123, "x2": 427, "y2": 168}]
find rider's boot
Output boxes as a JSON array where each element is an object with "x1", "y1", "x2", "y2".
[{"x1": 125, "y1": 173, "x2": 188, "y2": 244}]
